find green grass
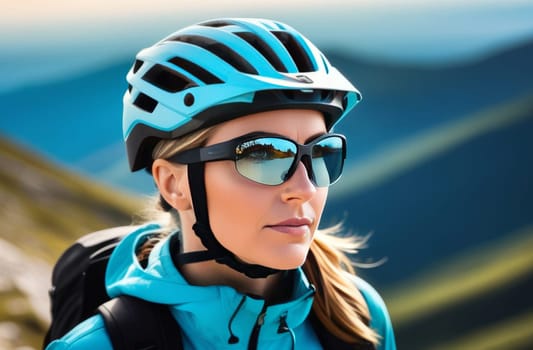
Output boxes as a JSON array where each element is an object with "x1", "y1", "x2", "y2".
[{"x1": 0, "y1": 287, "x2": 46, "y2": 349}]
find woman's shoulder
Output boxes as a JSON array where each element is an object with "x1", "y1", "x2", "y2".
[
  {"x1": 350, "y1": 274, "x2": 397, "y2": 350},
  {"x1": 45, "y1": 315, "x2": 113, "y2": 350},
  {"x1": 351, "y1": 275, "x2": 388, "y2": 320}
]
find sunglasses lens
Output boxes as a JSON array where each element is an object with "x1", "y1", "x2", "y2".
[
  {"x1": 312, "y1": 136, "x2": 345, "y2": 187},
  {"x1": 234, "y1": 135, "x2": 345, "y2": 186},
  {"x1": 235, "y1": 138, "x2": 296, "y2": 185}
]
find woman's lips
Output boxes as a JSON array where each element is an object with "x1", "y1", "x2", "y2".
[{"x1": 266, "y1": 218, "x2": 313, "y2": 235}]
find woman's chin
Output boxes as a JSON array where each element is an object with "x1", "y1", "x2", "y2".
[{"x1": 254, "y1": 252, "x2": 309, "y2": 271}]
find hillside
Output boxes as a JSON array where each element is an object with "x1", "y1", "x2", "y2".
[{"x1": 0, "y1": 136, "x2": 143, "y2": 349}]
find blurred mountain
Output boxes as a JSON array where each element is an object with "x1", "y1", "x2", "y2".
[{"x1": 0, "y1": 136, "x2": 142, "y2": 349}]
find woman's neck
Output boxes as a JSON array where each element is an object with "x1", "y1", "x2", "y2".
[{"x1": 180, "y1": 260, "x2": 285, "y2": 300}]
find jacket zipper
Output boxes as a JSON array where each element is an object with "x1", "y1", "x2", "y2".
[{"x1": 247, "y1": 305, "x2": 267, "y2": 350}]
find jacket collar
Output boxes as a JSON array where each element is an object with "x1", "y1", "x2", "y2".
[{"x1": 106, "y1": 226, "x2": 316, "y2": 347}]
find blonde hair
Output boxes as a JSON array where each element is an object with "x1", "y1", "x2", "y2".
[{"x1": 138, "y1": 127, "x2": 379, "y2": 346}]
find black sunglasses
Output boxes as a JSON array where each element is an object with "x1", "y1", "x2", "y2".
[{"x1": 169, "y1": 132, "x2": 346, "y2": 187}]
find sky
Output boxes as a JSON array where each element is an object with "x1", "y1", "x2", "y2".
[{"x1": 1, "y1": 0, "x2": 533, "y2": 92}]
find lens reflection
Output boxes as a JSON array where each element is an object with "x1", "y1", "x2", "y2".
[{"x1": 236, "y1": 138, "x2": 296, "y2": 185}]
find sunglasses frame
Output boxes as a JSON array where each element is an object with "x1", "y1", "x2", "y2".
[{"x1": 168, "y1": 132, "x2": 347, "y2": 187}]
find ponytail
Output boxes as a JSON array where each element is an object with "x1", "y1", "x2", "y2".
[{"x1": 302, "y1": 228, "x2": 380, "y2": 346}]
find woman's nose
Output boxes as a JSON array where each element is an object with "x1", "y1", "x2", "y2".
[{"x1": 281, "y1": 161, "x2": 316, "y2": 202}]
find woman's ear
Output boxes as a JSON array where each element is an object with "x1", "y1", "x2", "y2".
[{"x1": 152, "y1": 159, "x2": 192, "y2": 210}]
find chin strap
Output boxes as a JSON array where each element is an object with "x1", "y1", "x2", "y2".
[{"x1": 174, "y1": 162, "x2": 280, "y2": 279}]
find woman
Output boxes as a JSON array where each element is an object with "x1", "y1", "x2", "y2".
[{"x1": 47, "y1": 18, "x2": 395, "y2": 349}]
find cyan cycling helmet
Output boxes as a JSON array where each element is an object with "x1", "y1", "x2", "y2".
[
  {"x1": 123, "y1": 18, "x2": 362, "y2": 278},
  {"x1": 123, "y1": 17, "x2": 361, "y2": 171}
]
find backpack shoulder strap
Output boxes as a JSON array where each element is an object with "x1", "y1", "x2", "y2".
[{"x1": 99, "y1": 295, "x2": 182, "y2": 350}]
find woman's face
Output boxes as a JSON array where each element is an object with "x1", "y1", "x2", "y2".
[{"x1": 203, "y1": 109, "x2": 329, "y2": 270}]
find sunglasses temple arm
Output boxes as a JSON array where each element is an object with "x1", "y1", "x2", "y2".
[{"x1": 168, "y1": 144, "x2": 234, "y2": 164}]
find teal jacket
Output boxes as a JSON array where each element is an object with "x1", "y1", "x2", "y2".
[{"x1": 47, "y1": 224, "x2": 396, "y2": 350}]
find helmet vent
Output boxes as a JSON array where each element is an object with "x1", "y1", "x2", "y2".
[
  {"x1": 272, "y1": 31, "x2": 315, "y2": 73},
  {"x1": 133, "y1": 59, "x2": 144, "y2": 73},
  {"x1": 234, "y1": 32, "x2": 288, "y2": 73},
  {"x1": 167, "y1": 35, "x2": 258, "y2": 75},
  {"x1": 133, "y1": 93, "x2": 158, "y2": 113},
  {"x1": 168, "y1": 57, "x2": 223, "y2": 84},
  {"x1": 321, "y1": 89, "x2": 334, "y2": 100},
  {"x1": 142, "y1": 64, "x2": 198, "y2": 93}
]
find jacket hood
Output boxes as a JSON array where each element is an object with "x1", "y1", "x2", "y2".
[{"x1": 106, "y1": 223, "x2": 219, "y2": 304}]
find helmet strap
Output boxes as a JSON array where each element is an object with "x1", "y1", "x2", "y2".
[{"x1": 174, "y1": 162, "x2": 280, "y2": 279}]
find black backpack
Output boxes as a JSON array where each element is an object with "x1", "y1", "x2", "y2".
[
  {"x1": 43, "y1": 226, "x2": 373, "y2": 350},
  {"x1": 43, "y1": 225, "x2": 181, "y2": 349}
]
